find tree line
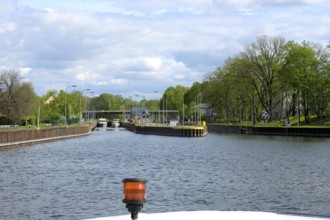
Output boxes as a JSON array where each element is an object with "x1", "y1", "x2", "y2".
[
  {"x1": 1, "y1": 35, "x2": 329, "y2": 126},
  {"x1": 203, "y1": 36, "x2": 330, "y2": 124}
]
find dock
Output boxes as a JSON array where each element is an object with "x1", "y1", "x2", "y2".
[{"x1": 122, "y1": 123, "x2": 208, "y2": 137}]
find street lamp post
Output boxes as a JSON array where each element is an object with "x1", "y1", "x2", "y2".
[
  {"x1": 87, "y1": 92, "x2": 94, "y2": 122},
  {"x1": 134, "y1": 94, "x2": 145, "y2": 108},
  {"x1": 165, "y1": 96, "x2": 168, "y2": 125},
  {"x1": 64, "y1": 85, "x2": 77, "y2": 125},
  {"x1": 37, "y1": 99, "x2": 41, "y2": 127},
  {"x1": 196, "y1": 93, "x2": 201, "y2": 126},
  {"x1": 154, "y1": 91, "x2": 160, "y2": 125},
  {"x1": 182, "y1": 94, "x2": 185, "y2": 126},
  {"x1": 134, "y1": 94, "x2": 145, "y2": 125},
  {"x1": 162, "y1": 94, "x2": 165, "y2": 126},
  {"x1": 79, "y1": 89, "x2": 90, "y2": 124}
]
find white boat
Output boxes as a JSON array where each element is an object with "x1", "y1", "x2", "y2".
[
  {"x1": 111, "y1": 119, "x2": 120, "y2": 128},
  {"x1": 88, "y1": 211, "x2": 329, "y2": 220},
  {"x1": 97, "y1": 118, "x2": 108, "y2": 127}
]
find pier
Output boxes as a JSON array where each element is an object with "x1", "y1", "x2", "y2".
[{"x1": 122, "y1": 123, "x2": 208, "y2": 137}]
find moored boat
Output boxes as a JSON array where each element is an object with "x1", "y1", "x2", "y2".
[
  {"x1": 97, "y1": 118, "x2": 107, "y2": 127},
  {"x1": 111, "y1": 119, "x2": 120, "y2": 128}
]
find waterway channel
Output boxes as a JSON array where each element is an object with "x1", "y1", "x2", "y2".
[{"x1": 1, "y1": 128, "x2": 330, "y2": 219}]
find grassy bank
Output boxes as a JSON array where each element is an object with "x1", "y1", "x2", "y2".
[{"x1": 212, "y1": 114, "x2": 330, "y2": 128}]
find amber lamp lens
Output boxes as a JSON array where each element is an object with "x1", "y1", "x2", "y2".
[{"x1": 123, "y1": 179, "x2": 146, "y2": 202}]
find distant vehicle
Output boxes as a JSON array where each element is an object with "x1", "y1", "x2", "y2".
[{"x1": 97, "y1": 118, "x2": 107, "y2": 127}]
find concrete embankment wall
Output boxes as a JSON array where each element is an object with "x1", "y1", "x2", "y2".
[
  {"x1": 207, "y1": 125, "x2": 242, "y2": 134},
  {"x1": 208, "y1": 124, "x2": 330, "y2": 137},
  {"x1": 0, "y1": 124, "x2": 95, "y2": 147},
  {"x1": 122, "y1": 123, "x2": 207, "y2": 137},
  {"x1": 245, "y1": 126, "x2": 330, "y2": 137}
]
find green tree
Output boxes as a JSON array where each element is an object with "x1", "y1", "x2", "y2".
[
  {"x1": 164, "y1": 85, "x2": 189, "y2": 122},
  {"x1": 146, "y1": 99, "x2": 159, "y2": 111},
  {"x1": 309, "y1": 43, "x2": 330, "y2": 118},
  {"x1": 39, "y1": 90, "x2": 66, "y2": 124},
  {"x1": 0, "y1": 69, "x2": 37, "y2": 124},
  {"x1": 280, "y1": 41, "x2": 321, "y2": 123},
  {"x1": 184, "y1": 82, "x2": 202, "y2": 120},
  {"x1": 240, "y1": 36, "x2": 286, "y2": 122}
]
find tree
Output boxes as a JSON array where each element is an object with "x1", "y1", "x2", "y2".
[
  {"x1": 203, "y1": 57, "x2": 257, "y2": 124},
  {"x1": 280, "y1": 41, "x2": 323, "y2": 123},
  {"x1": 309, "y1": 43, "x2": 330, "y2": 118},
  {"x1": 240, "y1": 36, "x2": 286, "y2": 122},
  {"x1": 181, "y1": 82, "x2": 202, "y2": 120},
  {"x1": 164, "y1": 85, "x2": 189, "y2": 121},
  {"x1": 0, "y1": 69, "x2": 37, "y2": 124},
  {"x1": 39, "y1": 90, "x2": 63, "y2": 123},
  {"x1": 203, "y1": 68, "x2": 225, "y2": 121},
  {"x1": 146, "y1": 99, "x2": 159, "y2": 111}
]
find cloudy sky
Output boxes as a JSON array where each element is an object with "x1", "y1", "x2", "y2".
[{"x1": 1, "y1": 0, "x2": 330, "y2": 99}]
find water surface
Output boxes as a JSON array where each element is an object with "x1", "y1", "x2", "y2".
[{"x1": 1, "y1": 128, "x2": 329, "y2": 219}]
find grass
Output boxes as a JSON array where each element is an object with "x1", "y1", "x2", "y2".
[
  {"x1": 211, "y1": 113, "x2": 330, "y2": 128},
  {"x1": 286, "y1": 114, "x2": 330, "y2": 127}
]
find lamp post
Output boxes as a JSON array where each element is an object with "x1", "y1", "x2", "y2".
[
  {"x1": 122, "y1": 178, "x2": 147, "y2": 220},
  {"x1": 37, "y1": 99, "x2": 41, "y2": 127},
  {"x1": 154, "y1": 91, "x2": 160, "y2": 125},
  {"x1": 195, "y1": 93, "x2": 201, "y2": 126},
  {"x1": 130, "y1": 96, "x2": 134, "y2": 122},
  {"x1": 163, "y1": 94, "x2": 166, "y2": 126},
  {"x1": 134, "y1": 94, "x2": 145, "y2": 108},
  {"x1": 153, "y1": 91, "x2": 165, "y2": 125},
  {"x1": 79, "y1": 89, "x2": 90, "y2": 124},
  {"x1": 64, "y1": 85, "x2": 77, "y2": 125},
  {"x1": 158, "y1": 92, "x2": 165, "y2": 126},
  {"x1": 165, "y1": 95, "x2": 168, "y2": 125},
  {"x1": 134, "y1": 94, "x2": 145, "y2": 125},
  {"x1": 182, "y1": 94, "x2": 185, "y2": 126},
  {"x1": 87, "y1": 92, "x2": 94, "y2": 122},
  {"x1": 195, "y1": 95, "x2": 197, "y2": 125}
]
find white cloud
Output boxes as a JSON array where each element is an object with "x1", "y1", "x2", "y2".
[
  {"x1": 76, "y1": 72, "x2": 93, "y2": 82},
  {"x1": 111, "y1": 79, "x2": 128, "y2": 85},
  {"x1": 0, "y1": 22, "x2": 16, "y2": 34},
  {"x1": 1, "y1": 0, "x2": 329, "y2": 98},
  {"x1": 0, "y1": 0, "x2": 17, "y2": 17},
  {"x1": 97, "y1": 81, "x2": 109, "y2": 85},
  {"x1": 213, "y1": 0, "x2": 330, "y2": 8},
  {"x1": 19, "y1": 67, "x2": 32, "y2": 76},
  {"x1": 145, "y1": 57, "x2": 162, "y2": 71}
]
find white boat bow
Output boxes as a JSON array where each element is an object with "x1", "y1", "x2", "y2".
[{"x1": 88, "y1": 211, "x2": 329, "y2": 220}]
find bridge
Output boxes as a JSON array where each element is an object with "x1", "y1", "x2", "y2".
[{"x1": 82, "y1": 110, "x2": 179, "y2": 120}]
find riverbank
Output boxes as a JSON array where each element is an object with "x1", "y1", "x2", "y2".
[
  {"x1": 122, "y1": 122, "x2": 208, "y2": 137},
  {"x1": 208, "y1": 124, "x2": 330, "y2": 137},
  {"x1": 0, "y1": 123, "x2": 96, "y2": 147}
]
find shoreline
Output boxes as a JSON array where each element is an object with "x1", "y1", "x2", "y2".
[{"x1": 207, "y1": 124, "x2": 330, "y2": 137}]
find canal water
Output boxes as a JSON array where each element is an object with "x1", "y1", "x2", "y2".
[{"x1": 0, "y1": 128, "x2": 330, "y2": 219}]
